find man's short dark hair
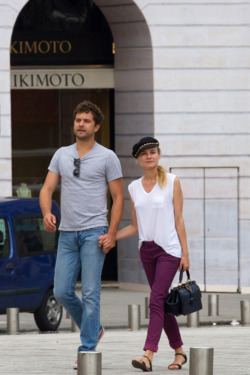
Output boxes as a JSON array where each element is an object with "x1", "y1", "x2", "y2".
[{"x1": 73, "y1": 101, "x2": 104, "y2": 125}]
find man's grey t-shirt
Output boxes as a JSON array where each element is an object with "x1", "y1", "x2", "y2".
[{"x1": 48, "y1": 142, "x2": 122, "y2": 231}]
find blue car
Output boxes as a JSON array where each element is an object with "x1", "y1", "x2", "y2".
[{"x1": 0, "y1": 197, "x2": 62, "y2": 331}]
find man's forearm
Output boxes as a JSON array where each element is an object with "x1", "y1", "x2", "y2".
[
  {"x1": 108, "y1": 197, "x2": 124, "y2": 235},
  {"x1": 39, "y1": 187, "x2": 53, "y2": 217}
]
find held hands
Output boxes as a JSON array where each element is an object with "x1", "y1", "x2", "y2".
[
  {"x1": 179, "y1": 253, "x2": 190, "y2": 271},
  {"x1": 98, "y1": 232, "x2": 116, "y2": 254},
  {"x1": 43, "y1": 213, "x2": 57, "y2": 232}
]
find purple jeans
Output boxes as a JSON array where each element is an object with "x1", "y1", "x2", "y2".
[{"x1": 140, "y1": 241, "x2": 183, "y2": 352}]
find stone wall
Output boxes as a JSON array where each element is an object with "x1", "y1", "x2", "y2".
[
  {"x1": 142, "y1": 0, "x2": 250, "y2": 291},
  {"x1": 112, "y1": 0, "x2": 250, "y2": 291}
]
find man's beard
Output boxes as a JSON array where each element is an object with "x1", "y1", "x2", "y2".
[{"x1": 75, "y1": 130, "x2": 92, "y2": 141}]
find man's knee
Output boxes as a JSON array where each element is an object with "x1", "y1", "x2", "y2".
[{"x1": 53, "y1": 285, "x2": 67, "y2": 305}]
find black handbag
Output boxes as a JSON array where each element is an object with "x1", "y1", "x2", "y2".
[{"x1": 165, "y1": 269, "x2": 202, "y2": 316}]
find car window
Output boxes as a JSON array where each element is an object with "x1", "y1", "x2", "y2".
[
  {"x1": 13, "y1": 215, "x2": 59, "y2": 256},
  {"x1": 0, "y1": 218, "x2": 10, "y2": 259}
]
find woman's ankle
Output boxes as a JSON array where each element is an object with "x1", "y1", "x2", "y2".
[
  {"x1": 144, "y1": 350, "x2": 154, "y2": 362},
  {"x1": 175, "y1": 346, "x2": 185, "y2": 355}
]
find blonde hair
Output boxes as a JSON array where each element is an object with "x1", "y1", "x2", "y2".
[
  {"x1": 157, "y1": 165, "x2": 167, "y2": 188},
  {"x1": 155, "y1": 147, "x2": 167, "y2": 188}
]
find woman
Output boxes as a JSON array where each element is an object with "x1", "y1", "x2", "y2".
[{"x1": 116, "y1": 137, "x2": 189, "y2": 371}]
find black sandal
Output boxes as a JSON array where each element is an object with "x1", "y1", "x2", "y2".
[
  {"x1": 168, "y1": 353, "x2": 187, "y2": 370},
  {"x1": 132, "y1": 355, "x2": 153, "y2": 372}
]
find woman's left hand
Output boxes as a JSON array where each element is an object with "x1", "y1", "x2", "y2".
[{"x1": 179, "y1": 254, "x2": 190, "y2": 271}]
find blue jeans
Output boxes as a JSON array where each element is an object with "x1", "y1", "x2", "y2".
[{"x1": 53, "y1": 227, "x2": 107, "y2": 351}]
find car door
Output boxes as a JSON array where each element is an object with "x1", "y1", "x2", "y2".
[
  {"x1": 0, "y1": 216, "x2": 17, "y2": 310},
  {"x1": 12, "y1": 213, "x2": 59, "y2": 310}
]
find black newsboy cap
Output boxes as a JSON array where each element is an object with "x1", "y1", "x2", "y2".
[{"x1": 132, "y1": 137, "x2": 160, "y2": 158}]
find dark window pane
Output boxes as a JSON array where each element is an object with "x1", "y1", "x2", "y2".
[
  {"x1": 0, "y1": 219, "x2": 10, "y2": 259},
  {"x1": 13, "y1": 215, "x2": 58, "y2": 256}
]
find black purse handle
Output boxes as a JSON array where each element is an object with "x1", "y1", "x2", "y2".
[{"x1": 179, "y1": 268, "x2": 191, "y2": 283}]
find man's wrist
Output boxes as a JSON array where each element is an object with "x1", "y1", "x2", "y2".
[{"x1": 107, "y1": 229, "x2": 117, "y2": 237}]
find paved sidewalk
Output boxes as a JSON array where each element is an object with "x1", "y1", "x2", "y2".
[
  {"x1": 1, "y1": 326, "x2": 249, "y2": 375},
  {"x1": 0, "y1": 288, "x2": 250, "y2": 375},
  {"x1": 0, "y1": 288, "x2": 248, "y2": 333}
]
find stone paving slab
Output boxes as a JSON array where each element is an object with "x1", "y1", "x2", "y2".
[{"x1": 1, "y1": 326, "x2": 249, "y2": 375}]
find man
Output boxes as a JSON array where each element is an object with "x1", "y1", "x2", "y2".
[{"x1": 40, "y1": 101, "x2": 124, "y2": 368}]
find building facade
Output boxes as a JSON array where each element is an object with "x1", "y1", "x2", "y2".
[{"x1": 0, "y1": 0, "x2": 249, "y2": 292}]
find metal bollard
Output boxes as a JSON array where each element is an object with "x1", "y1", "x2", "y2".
[
  {"x1": 187, "y1": 311, "x2": 199, "y2": 328},
  {"x1": 145, "y1": 297, "x2": 149, "y2": 319},
  {"x1": 190, "y1": 347, "x2": 214, "y2": 375},
  {"x1": 71, "y1": 318, "x2": 80, "y2": 332},
  {"x1": 7, "y1": 308, "x2": 19, "y2": 335},
  {"x1": 77, "y1": 351, "x2": 102, "y2": 375},
  {"x1": 128, "y1": 304, "x2": 141, "y2": 330},
  {"x1": 65, "y1": 309, "x2": 70, "y2": 319},
  {"x1": 240, "y1": 300, "x2": 250, "y2": 325},
  {"x1": 208, "y1": 294, "x2": 219, "y2": 316}
]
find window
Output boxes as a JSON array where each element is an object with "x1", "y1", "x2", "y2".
[
  {"x1": 0, "y1": 218, "x2": 10, "y2": 259},
  {"x1": 13, "y1": 215, "x2": 58, "y2": 256}
]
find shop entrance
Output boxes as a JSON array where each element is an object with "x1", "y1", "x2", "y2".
[
  {"x1": 10, "y1": 0, "x2": 117, "y2": 281},
  {"x1": 11, "y1": 89, "x2": 113, "y2": 201},
  {"x1": 11, "y1": 88, "x2": 116, "y2": 280}
]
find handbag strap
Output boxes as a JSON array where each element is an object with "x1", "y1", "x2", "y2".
[{"x1": 179, "y1": 268, "x2": 191, "y2": 283}]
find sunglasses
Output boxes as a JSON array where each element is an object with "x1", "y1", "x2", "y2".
[{"x1": 73, "y1": 158, "x2": 80, "y2": 177}]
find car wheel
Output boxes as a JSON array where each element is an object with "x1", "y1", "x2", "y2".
[{"x1": 34, "y1": 289, "x2": 62, "y2": 331}]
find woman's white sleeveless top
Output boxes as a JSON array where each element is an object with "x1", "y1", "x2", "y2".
[{"x1": 128, "y1": 173, "x2": 182, "y2": 258}]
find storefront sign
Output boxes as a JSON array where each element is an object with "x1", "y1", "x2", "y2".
[
  {"x1": 11, "y1": 3, "x2": 114, "y2": 67},
  {"x1": 11, "y1": 69, "x2": 114, "y2": 89},
  {"x1": 11, "y1": 40, "x2": 72, "y2": 55}
]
